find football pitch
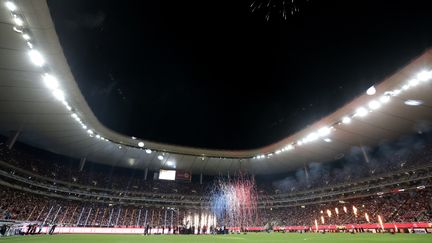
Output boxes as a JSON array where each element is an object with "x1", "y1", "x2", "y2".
[{"x1": 1, "y1": 233, "x2": 432, "y2": 243}]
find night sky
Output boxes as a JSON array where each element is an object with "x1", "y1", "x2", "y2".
[{"x1": 47, "y1": 0, "x2": 432, "y2": 150}]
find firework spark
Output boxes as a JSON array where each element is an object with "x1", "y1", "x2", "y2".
[
  {"x1": 378, "y1": 215, "x2": 384, "y2": 230},
  {"x1": 249, "y1": 0, "x2": 310, "y2": 21},
  {"x1": 352, "y1": 205, "x2": 358, "y2": 217},
  {"x1": 209, "y1": 174, "x2": 259, "y2": 227},
  {"x1": 326, "y1": 209, "x2": 332, "y2": 218}
]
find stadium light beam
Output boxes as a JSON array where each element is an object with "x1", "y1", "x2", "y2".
[
  {"x1": 166, "y1": 160, "x2": 175, "y2": 167},
  {"x1": 318, "y1": 127, "x2": 331, "y2": 137},
  {"x1": 13, "y1": 16, "x2": 24, "y2": 26},
  {"x1": 417, "y1": 70, "x2": 432, "y2": 81},
  {"x1": 379, "y1": 95, "x2": 390, "y2": 103},
  {"x1": 392, "y1": 89, "x2": 401, "y2": 96},
  {"x1": 42, "y1": 73, "x2": 59, "y2": 90},
  {"x1": 342, "y1": 116, "x2": 351, "y2": 124},
  {"x1": 52, "y1": 89, "x2": 65, "y2": 101},
  {"x1": 28, "y1": 50, "x2": 45, "y2": 67},
  {"x1": 366, "y1": 86, "x2": 376, "y2": 95},
  {"x1": 355, "y1": 107, "x2": 368, "y2": 117},
  {"x1": 404, "y1": 99, "x2": 423, "y2": 106},
  {"x1": 368, "y1": 100, "x2": 381, "y2": 110},
  {"x1": 5, "y1": 1, "x2": 17, "y2": 11},
  {"x1": 285, "y1": 144, "x2": 294, "y2": 150},
  {"x1": 305, "y1": 132, "x2": 318, "y2": 142},
  {"x1": 408, "y1": 79, "x2": 419, "y2": 87}
]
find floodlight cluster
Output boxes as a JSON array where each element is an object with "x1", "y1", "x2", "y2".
[
  {"x1": 253, "y1": 69, "x2": 432, "y2": 160},
  {"x1": 3, "y1": 1, "x2": 163, "y2": 159},
  {"x1": 4, "y1": 1, "x2": 113, "y2": 141}
]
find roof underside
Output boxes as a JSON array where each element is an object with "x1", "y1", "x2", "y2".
[{"x1": 0, "y1": 0, "x2": 432, "y2": 175}]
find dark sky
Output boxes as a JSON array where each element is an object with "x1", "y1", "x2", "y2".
[{"x1": 47, "y1": 0, "x2": 432, "y2": 150}]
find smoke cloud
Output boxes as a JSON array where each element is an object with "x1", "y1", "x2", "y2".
[{"x1": 273, "y1": 131, "x2": 430, "y2": 193}]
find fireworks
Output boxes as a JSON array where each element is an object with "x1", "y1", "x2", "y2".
[
  {"x1": 378, "y1": 215, "x2": 384, "y2": 230},
  {"x1": 182, "y1": 211, "x2": 217, "y2": 230},
  {"x1": 352, "y1": 206, "x2": 358, "y2": 217},
  {"x1": 249, "y1": 0, "x2": 310, "y2": 21},
  {"x1": 209, "y1": 174, "x2": 259, "y2": 227}
]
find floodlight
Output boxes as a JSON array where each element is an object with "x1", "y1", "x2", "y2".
[
  {"x1": 366, "y1": 86, "x2": 376, "y2": 95},
  {"x1": 368, "y1": 100, "x2": 381, "y2": 110},
  {"x1": 28, "y1": 50, "x2": 45, "y2": 66},
  {"x1": 342, "y1": 116, "x2": 351, "y2": 124},
  {"x1": 355, "y1": 107, "x2": 368, "y2": 117},
  {"x1": 52, "y1": 89, "x2": 65, "y2": 101},
  {"x1": 5, "y1": 1, "x2": 17, "y2": 11}
]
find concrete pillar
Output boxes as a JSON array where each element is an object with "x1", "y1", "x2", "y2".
[
  {"x1": 79, "y1": 158, "x2": 86, "y2": 171},
  {"x1": 304, "y1": 164, "x2": 309, "y2": 182},
  {"x1": 361, "y1": 146, "x2": 370, "y2": 163},
  {"x1": 6, "y1": 130, "x2": 20, "y2": 150},
  {"x1": 144, "y1": 168, "x2": 148, "y2": 180}
]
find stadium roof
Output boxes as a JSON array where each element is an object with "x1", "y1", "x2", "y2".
[{"x1": 0, "y1": 0, "x2": 432, "y2": 175}]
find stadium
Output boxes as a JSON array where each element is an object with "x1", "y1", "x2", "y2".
[{"x1": 0, "y1": 0, "x2": 432, "y2": 243}]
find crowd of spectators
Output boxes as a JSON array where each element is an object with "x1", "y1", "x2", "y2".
[
  {"x1": 1, "y1": 184, "x2": 431, "y2": 227},
  {"x1": 0, "y1": 138, "x2": 206, "y2": 195},
  {"x1": 257, "y1": 186, "x2": 432, "y2": 226},
  {"x1": 271, "y1": 137, "x2": 432, "y2": 194},
  {"x1": 0, "y1": 185, "x2": 180, "y2": 228}
]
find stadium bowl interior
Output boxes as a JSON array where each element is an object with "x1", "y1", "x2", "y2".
[{"x1": 0, "y1": 0, "x2": 431, "y2": 241}]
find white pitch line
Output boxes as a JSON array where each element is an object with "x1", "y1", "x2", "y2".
[{"x1": 215, "y1": 236, "x2": 246, "y2": 240}]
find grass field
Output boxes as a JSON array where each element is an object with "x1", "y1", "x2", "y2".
[{"x1": 1, "y1": 233, "x2": 432, "y2": 243}]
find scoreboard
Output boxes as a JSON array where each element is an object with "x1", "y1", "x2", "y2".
[{"x1": 157, "y1": 169, "x2": 192, "y2": 181}]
